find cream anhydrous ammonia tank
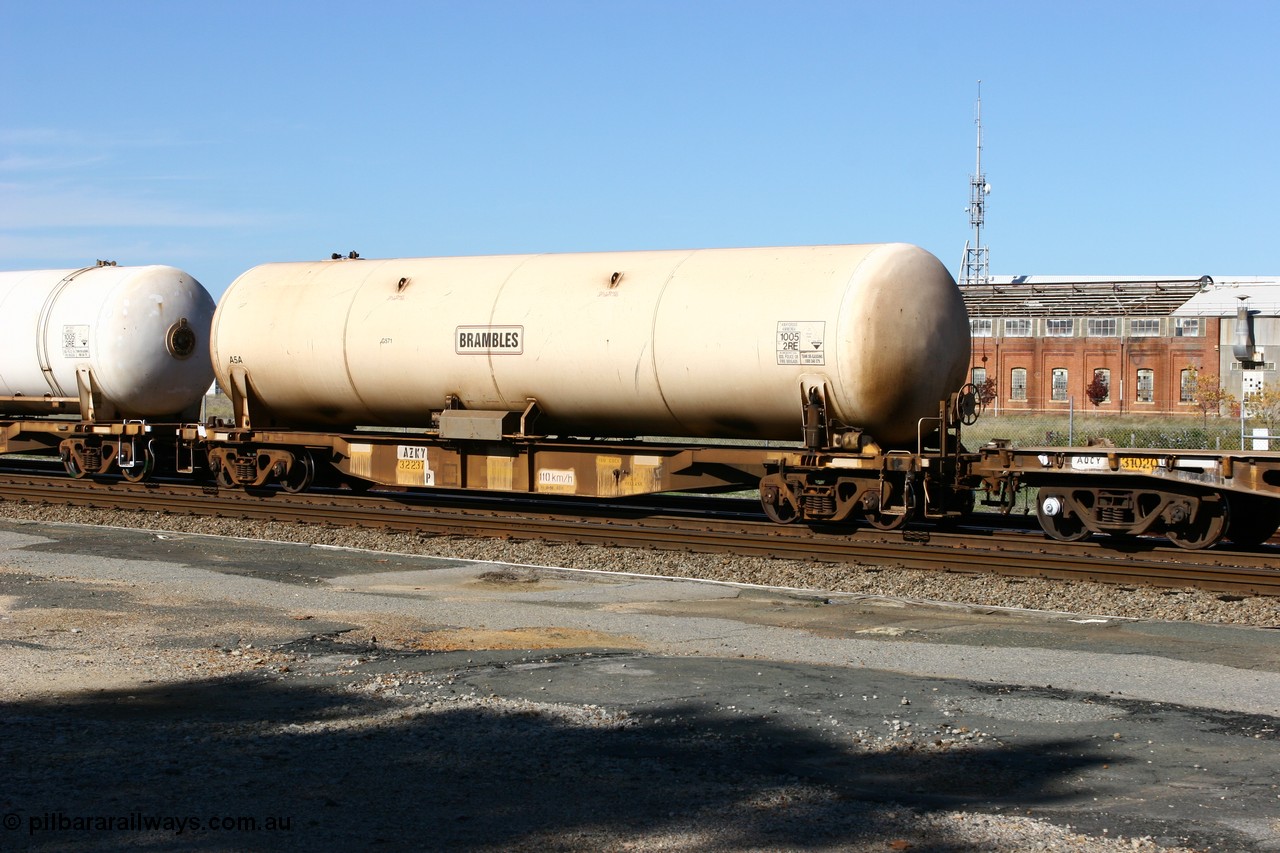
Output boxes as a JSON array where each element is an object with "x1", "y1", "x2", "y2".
[
  {"x1": 0, "y1": 264, "x2": 216, "y2": 418},
  {"x1": 211, "y1": 244, "x2": 970, "y2": 444}
]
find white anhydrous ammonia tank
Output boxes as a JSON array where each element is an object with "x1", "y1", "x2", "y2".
[
  {"x1": 0, "y1": 265, "x2": 216, "y2": 418},
  {"x1": 212, "y1": 244, "x2": 970, "y2": 444}
]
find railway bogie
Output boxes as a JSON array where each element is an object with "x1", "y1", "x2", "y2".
[
  {"x1": 201, "y1": 445, "x2": 315, "y2": 494},
  {"x1": 763, "y1": 469, "x2": 915, "y2": 528},
  {"x1": 757, "y1": 453, "x2": 969, "y2": 529}
]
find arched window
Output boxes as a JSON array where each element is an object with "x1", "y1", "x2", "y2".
[
  {"x1": 1010, "y1": 367, "x2": 1027, "y2": 401},
  {"x1": 1180, "y1": 369, "x2": 1195, "y2": 403},
  {"x1": 1136, "y1": 369, "x2": 1154, "y2": 403},
  {"x1": 1051, "y1": 368, "x2": 1069, "y2": 402}
]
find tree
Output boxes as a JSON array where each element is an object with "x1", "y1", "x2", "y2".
[
  {"x1": 1183, "y1": 365, "x2": 1235, "y2": 428},
  {"x1": 1085, "y1": 371, "x2": 1109, "y2": 407},
  {"x1": 976, "y1": 377, "x2": 997, "y2": 408},
  {"x1": 1246, "y1": 381, "x2": 1280, "y2": 433}
]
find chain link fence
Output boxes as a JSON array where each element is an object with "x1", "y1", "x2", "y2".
[{"x1": 964, "y1": 396, "x2": 1275, "y2": 452}]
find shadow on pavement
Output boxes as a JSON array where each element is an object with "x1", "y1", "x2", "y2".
[{"x1": 0, "y1": 670, "x2": 1116, "y2": 852}]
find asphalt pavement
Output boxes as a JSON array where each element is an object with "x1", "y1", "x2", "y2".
[{"x1": 1, "y1": 519, "x2": 1277, "y2": 851}]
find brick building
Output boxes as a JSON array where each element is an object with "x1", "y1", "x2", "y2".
[{"x1": 962, "y1": 276, "x2": 1222, "y2": 415}]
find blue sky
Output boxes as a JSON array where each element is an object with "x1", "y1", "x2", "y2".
[{"x1": 2, "y1": 1, "x2": 1277, "y2": 299}]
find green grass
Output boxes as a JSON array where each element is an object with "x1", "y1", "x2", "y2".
[
  {"x1": 201, "y1": 394, "x2": 233, "y2": 422},
  {"x1": 964, "y1": 411, "x2": 1261, "y2": 451}
]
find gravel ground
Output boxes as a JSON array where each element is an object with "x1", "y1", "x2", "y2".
[{"x1": 1, "y1": 502, "x2": 1272, "y2": 852}]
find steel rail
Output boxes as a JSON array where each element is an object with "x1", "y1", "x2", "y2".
[{"x1": 1, "y1": 472, "x2": 1278, "y2": 597}]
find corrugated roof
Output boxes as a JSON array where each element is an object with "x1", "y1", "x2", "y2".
[
  {"x1": 962, "y1": 278, "x2": 1205, "y2": 317},
  {"x1": 987, "y1": 275, "x2": 1209, "y2": 285},
  {"x1": 1172, "y1": 279, "x2": 1280, "y2": 317}
]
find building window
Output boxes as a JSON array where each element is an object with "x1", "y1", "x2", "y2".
[
  {"x1": 1051, "y1": 368, "x2": 1069, "y2": 402},
  {"x1": 1136, "y1": 368, "x2": 1154, "y2": 403},
  {"x1": 1086, "y1": 317, "x2": 1118, "y2": 337},
  {"x1": 971, "y1": 367, "x2": 987, "y2": 387},
  {"x1": 1010, "y1": 367, "x2": 1027, "y2": 401},
  {"x1": 1180, "y1": 368, "x2": 1195, "y2": 403},
  {"x1": 1003, "y1": 318, "x2": 1031, "y2": 337},
  {"x1": 1129, "y1": 318, "x2": 1160, "y2": 337},
  {"x1": 970, "y1": 318, "x2": 993, "y2": 337},
  {"x1": 1090, "y1": 368, "x2": 1112, "y2": 403},
  {"x1": 1174, "y1": 318, "x2": 1201, "y2": 337},
  {"x1": 1046, "y1": 318, "x2": 1074, "y2": 337}
]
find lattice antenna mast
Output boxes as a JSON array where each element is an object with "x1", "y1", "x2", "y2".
[{"x1": 959, "y1": 82, "x2": 991, "y2": 286}]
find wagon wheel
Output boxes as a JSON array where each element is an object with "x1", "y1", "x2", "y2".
[
  {"x1": 864, "y1": 480, "x2": 916, "y2": 531},
  {"x1": 280, "y1": 450, "x2": 315, "y2": 494},
  {"x1": 119, "y1": 446, "x2": 154, "y2": 483},
  {"x1": 761, "y1": 495, "x2": 799, "y2": 524},
  {"x1": 62, "y1": 451, "x2": 88, "y2": 479},
  {"x1": 1225, "y1": 494, "x2": 1280, "y2": 546},
  {"x1": 1035, "y1": 491, "x2": 1090, "y2": 542},
  {"x1": 1166, "y1": 497, "x2": 1228, "y2": 550},
  {"x1": 759, "y1": 476, "x2": 799, "y2": 524},
  {"x1": 213, "y1": 461, "x2": 237, "y2": 488}
]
